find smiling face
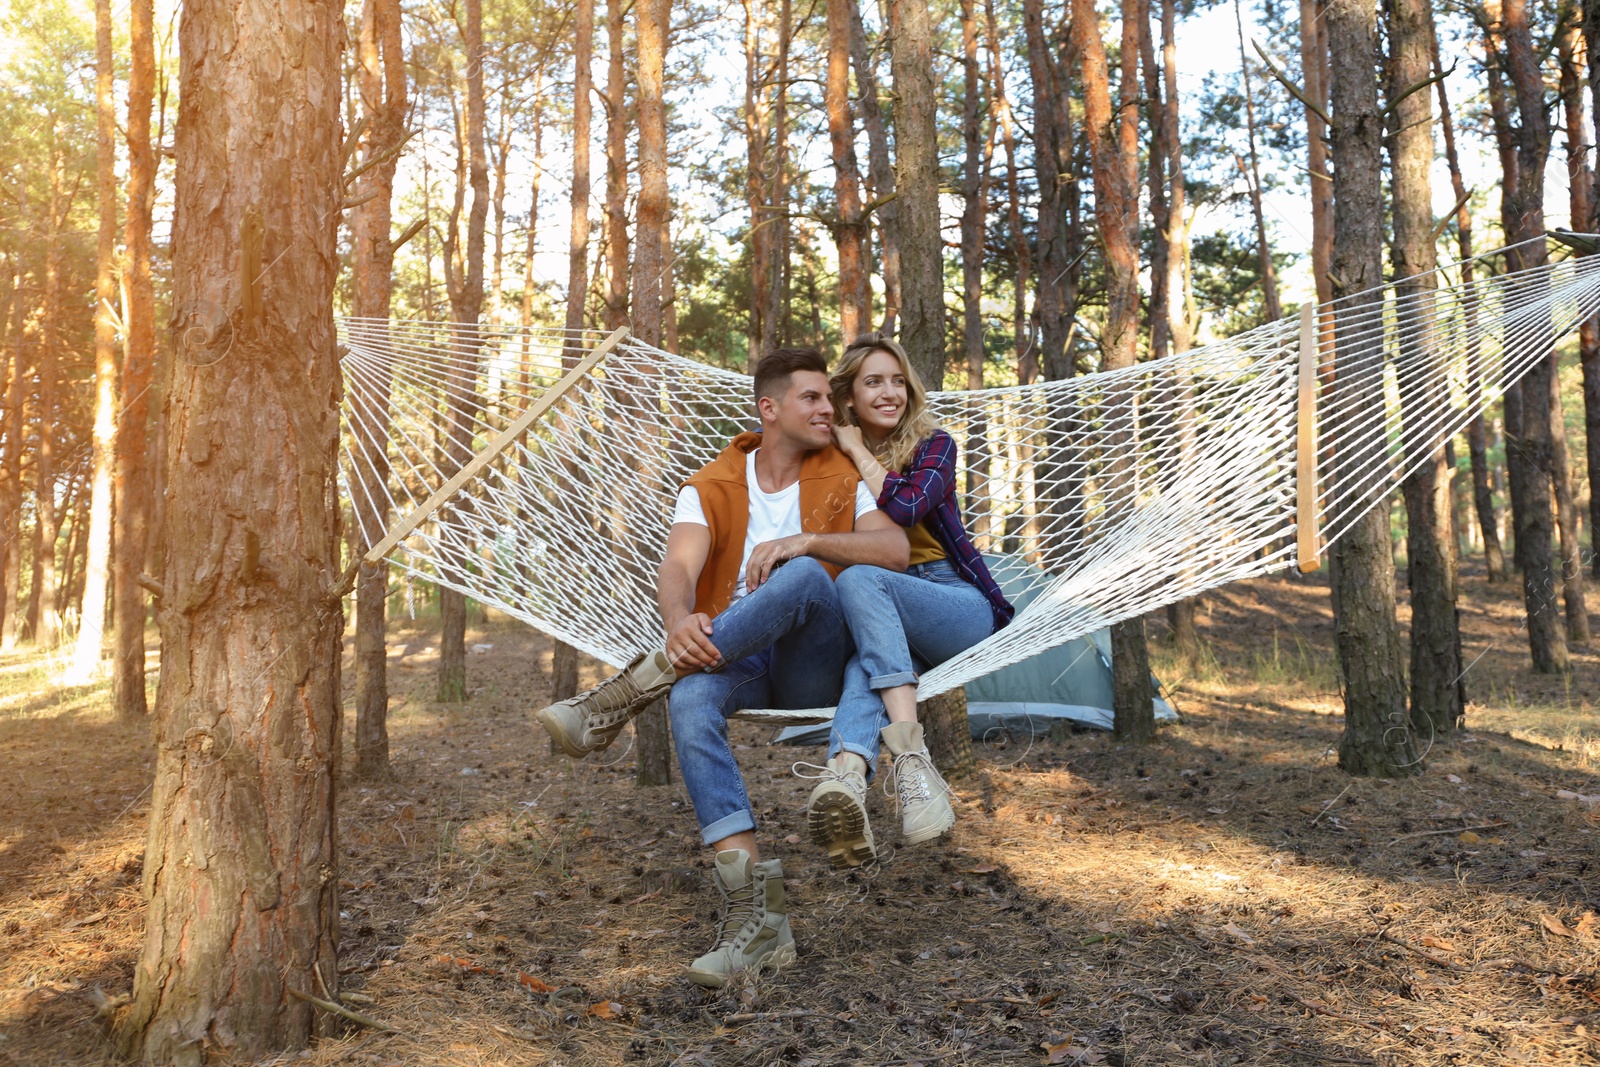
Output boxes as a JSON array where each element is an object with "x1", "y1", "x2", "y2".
[
  {"x1": 759, "y1": 368, "x2": 837, "y2": 450},
  {"x1": 847, "y1": 349, "x2": 910, "y2": 437}
]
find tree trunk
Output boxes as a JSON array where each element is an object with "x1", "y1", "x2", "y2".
[
  {"x1": 1326, "y1": 0, "x2": 1418, "y2": 776},
  {"x1": 1586, "y1": 0, "x2": 1600, "y2": 580},
  {"x1": 744, "y1": 0, "x2": 773, "y2": 354},
  {"x1": 886, "y1": 0, "x2": 944, "y2": 386},
  {"x1": 920, "y1": 686, "x2": 975, "y2": 780},
  {"x1": 1388, "y1": 0, "x2": 1463, "y2": 736},
  {"x1": 115, "y1": 0, "x2": 344, "y2": 1058},
  {"x1": 849, "y1": 0, "x2": 900, "y2": 333},
  {"x1": 1, "y1": 300, "x2": 24, "y2": 652},
  {"x1": 35, "y1": 134, "x2": 64, "y2": 649},
  {"x1": 1299, "y1": 0, "x2": 1333, "y2": 309},
  {"x1": 1024, "y1": 0, "x2": 1073, "y2": 383},
  {"x1": 1497, "y1": 0, "x2": 1569, "y2": 672},
  {"x1": 71, "y1": 0, "x2": 119, "y2": 682},
  {"x1": 766, "y1": 0, "x2": 791, "y2": 350},
  {"x1": 439, "y1": 0, "x2": 491, "y2": 703},
  {"x1": 826, "y1": 0, "x2": 870, "y2": 339},
  {"x1": 114, "y1": 0, "x2": 157, "y2": 714},
  {"x1": 960, "y1": 0, "x2": 990, "y2": 538},
  {"x1": 983, "y1": 0, "x2": 1032, "y2": 384},
  {"x1": 632, "y1": 0, "x2": 674, "y2": 788},
  {"x1": 1233, "y1": 0, "x2": 1280, "y2": 321},
  {"x1": 605, "y1": 0, "x2": 629, "y2": 334},
  {"x1": 553, "y1": 0, "x2": 595, "y2": 703},
  {"x1": 1072, "y1": 0, "x2": 1154, "y2": 742},
  {"x1": 1557, "y1": 21, "x2": 1593, "y2": 641},
  {"x1": 1434, "y1": 30, "x2": 1504, "y2": 582},
  {"x1": 351, "y1": 0, "x2": 407, "y2": 773}
]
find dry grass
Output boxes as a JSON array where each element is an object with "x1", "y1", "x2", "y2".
[{"x1": 3, "y1": 562, "x2": 1600, "y2": 1066}]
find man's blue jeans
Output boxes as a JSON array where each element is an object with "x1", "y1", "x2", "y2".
[
  {"x1": 828, "y1": 561, "x2": 994, "y2": 778},
  {"x1": 668, "y1": 557, "x2": 853, "y2": 845}
]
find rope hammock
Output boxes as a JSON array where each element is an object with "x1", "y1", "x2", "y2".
[{"x1": 338, "y1": 236, "x2": 1600, "y2": 720}]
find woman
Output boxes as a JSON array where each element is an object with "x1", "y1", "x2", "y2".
[{"x1": 799, "y1": 332, "x2": 1014, "y2": 869}]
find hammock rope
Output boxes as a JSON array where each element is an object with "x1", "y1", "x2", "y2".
[{"x1": 337, "y1": 236, "x2": 1600, "y2": 706}]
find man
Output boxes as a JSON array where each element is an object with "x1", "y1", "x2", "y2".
[{"x1": 536, "y1": 347, "x2": 908, "y2": 987}]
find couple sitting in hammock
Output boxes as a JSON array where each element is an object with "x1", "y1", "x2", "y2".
[{"x1": 535, "y1": 334, "x2": 1013, "y2": 989}]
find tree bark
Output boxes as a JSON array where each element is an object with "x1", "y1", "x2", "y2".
[
  {"x1": 766, "y1": 0, "x2": 792, "y2": 350},
  {"x1": 826, "y1": 0, "x2": 870, "y2": 339},
  {"x1": 1072, "y1": 0, "x2": 1154, "y2": 743},
  {"x1": 1023, "y1": 0, "x2": 1073, "y2": 383},
  {"x1": 1585, "y1": 0, "x2": 1600, "y2": 580},
  {"x1": 744, "y1": 0, "x2": 773, "y2": 354},
  {"x1": 920, "y1": 686, "x2": 975, "y2": 779},
  {"x1": 849, "y1": 0, "x2": 901, "y2": 332},
  {"x1": 1433, "y1": 29, "x2": 1504, "y2": 582},
  {"x1": 351, "y1": 0, "x2": 407, "y2": 772},
  {"x1": 34, "y1": 131, "x2": 64, "y2": 648},
  {"x1": 1233, "y1": 0, "x2": 1281, "y2": 321},
  {"x1": 983, "y1": 0, "x2": 1032, "y2": 385},
  {"x1": 1557, "y1": 19, "x2": 1593, "y2": 641},
  {"x1": 114, "y1": 0, "x2": 157, "y2": 714},
  {"x1": 1299, "y1": 0, "x2": 1333, "y2": 309},
  {"x1": 632, "y1": 0, "x2": 674, "y2": 788},
  {"x1": 1, "y1": 290, "x2": 24, "y2": 653},
  {"x1": 1387, "y1": 0, "x2": 1463, "y2": 736},
  {"x1": 115, "y1": 0, "x2": 344, "y2": 1058},
  {"x1": 71, "y1": 0, "x2": 119, "y2": 682},
  {"x1": 1326, "y1": 0, "x2": 1418, "y2": 776},
  {"x1": 439, "y1": 0, "x2": 491, "y2": 703},
  {"x1": 960, "y1": 0, "x2": 990, "y2": 539},
  {"x1": 553, "y1": 0, "x2": 595, "y2": 703},
  {"x1": 1496, "y1": 0, "x2": 1569, "y2": 672},
  {"x1": 886, "y1": 0, "x2": 944, "y2": 386},
  {"x1": 605, "y1": 0, "x2": 630, "y2": 334}
]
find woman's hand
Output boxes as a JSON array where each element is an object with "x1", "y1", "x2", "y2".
[
  {"x1": 831, "y1": 422, "x2": 868, "y2": 459},
  {"x1": 744, "y1": 534, "x2": 813, "y2": 592}
]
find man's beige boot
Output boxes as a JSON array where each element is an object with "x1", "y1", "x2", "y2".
[
  {"x1": 797, "y1": 756, "x2": 877, "y2": 868},
  {"x1": 686, "y1": 849, "x2": 797, "y2": 989},
  {"x1": 882, "y1": 721, "x2": 955, "y2": 844},
  {"x1": 535, "y1": 649, "x2": 674, "y2": 758}
]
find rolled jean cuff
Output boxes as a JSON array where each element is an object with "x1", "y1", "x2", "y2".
[
  {"x1": 700, "y1": 808, "x2": 756, "y2": 847},
  {"x1": 869, "y1": 670, "x2": 919, "y2": 690}
]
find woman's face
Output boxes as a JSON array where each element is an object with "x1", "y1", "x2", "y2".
[{"x1": 849, "y1": 349, "x2": 909, "y2": 436}]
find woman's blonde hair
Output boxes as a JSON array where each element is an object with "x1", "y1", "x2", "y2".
[{"x1": 830, "y1": 332, "x2": 941, "y2": 473}]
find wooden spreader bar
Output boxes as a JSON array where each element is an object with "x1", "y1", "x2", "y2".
[{"x1": 1296, "y1": 302, "x2": 1321, "y2": 573}]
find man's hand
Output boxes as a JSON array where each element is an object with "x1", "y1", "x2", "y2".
[
  {"x1": 666, "y1": 612, "x2": 720, "y2": 672},
  {"x1": 745, "y1": 533, "x2": 813, "y2": 592}
]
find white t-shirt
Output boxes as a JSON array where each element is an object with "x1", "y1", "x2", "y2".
[{"x1": 672, "y1": 449, "x2": 878, "y2": 603}]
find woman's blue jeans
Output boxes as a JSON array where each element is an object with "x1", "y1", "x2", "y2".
[
  {"x1": 828, "y1": 560, "x2": 994, "y2": 777},
  {"x1": 668, "y1": 557, "x2": 854, "y2": 845}
]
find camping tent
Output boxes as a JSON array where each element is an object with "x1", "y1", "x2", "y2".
[{"x1": 773, "y1": 554, "x2": 1178, "y2": 745}]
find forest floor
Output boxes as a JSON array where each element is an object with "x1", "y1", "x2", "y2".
[{"x1": 3, "y1": 562, "x2": 1600, "y2": 1067}]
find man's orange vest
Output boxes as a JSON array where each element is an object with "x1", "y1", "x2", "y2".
[{"x1": 683, "y1": 431, "x2": 862, "y2": 618}]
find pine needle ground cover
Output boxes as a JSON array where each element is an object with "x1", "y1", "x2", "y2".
[{"x1": 2, "y1": 566, "x2": 1598, "y2": 1067}]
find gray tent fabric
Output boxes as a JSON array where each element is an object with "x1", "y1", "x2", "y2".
[{"x1": 772, "y1": 554, "x2": 1178, "y2": 746}]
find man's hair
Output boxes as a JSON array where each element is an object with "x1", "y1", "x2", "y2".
[{"x1": 752, "y1": 347, "x2": 828, "y2": 404}]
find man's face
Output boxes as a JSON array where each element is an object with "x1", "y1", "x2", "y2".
[{"x1": 759, "y1": 369, "x2": 836, "y2": 450}]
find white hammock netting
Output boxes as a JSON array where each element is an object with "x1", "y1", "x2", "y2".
[{"x1": 337, "y1": 241, "x2": 1600, "y2": 703}]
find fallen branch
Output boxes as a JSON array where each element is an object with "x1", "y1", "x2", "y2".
[
  {"x1": 722, "y1": 1009, "x2": 851, "y2": 1026},
  {"x1": 287, "y1": 986, "x2": 404, "y2": 1034},
  {"x1": 1378, "y1": 930, "x2": 1468, "y2": 971},
  {"x1": 1284, "y1": 991, "x2": 1385, "y2": 1033},
  {"x1": 1388, "y1": 821, "x2": 1506, "y2": 845}
]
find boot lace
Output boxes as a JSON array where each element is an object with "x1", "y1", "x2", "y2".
[
  {"x1": 885, "y1": 750, "x2": 949, "y2": 812},
  {"x1": 710, "y1": 873, "x2": 761, "y2": 950},
  {"x1": 791, "y1": 760, "x2": 868, "y2": 797}
]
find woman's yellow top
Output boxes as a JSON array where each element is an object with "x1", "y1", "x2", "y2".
[{"x1": 906, "y1": 519, "x2": 947, "y2": 565}]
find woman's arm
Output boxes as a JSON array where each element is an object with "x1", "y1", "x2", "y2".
[
  {"x1": 874, "y1": 431, "x2": 956, "y2": 526},
  {"x1": 832, "y1": 424, "x2": 888, "y2": 498}
]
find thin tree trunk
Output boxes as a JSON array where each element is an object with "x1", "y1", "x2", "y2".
[
  {"x1": 1234, "y1": 0, "x2": 1280, "y2": 321},
  {"x1": 766, "y1": 0, "x2": 791, "y2": 349},
  {"x1": 983, "y1": 0, "x2": 1032, "y2": 384},
  {"x1": 553, "y1": 0, "x2": 595, "y2": 704},
  {"x1": 114, "y1": 0, "x2": 157, "y2": 714},
  {"x1": 1388, "y1": 0, "x2": 1463, "y2": 735},
  {"x1": 605, "y1": 0, "x2": 629, "y2": 333},
  {"x1": 352, "y1": 0, "x2": 407, "y2": 771},
  {"x1": 1024, "y1": 0, "x2": 1072, "y2": 383},
  {"x1": 632, "y1": 0, "x2": 673, "y2": 788},
  {"x1": 1497, "y1": 0, "x2": 1569, "y2": 672},
  {"x1": 34, "y1": 131, "x2": 64, "y2": 649},
  {"x1": 960, "y1": 0, "x2": 990, "y2": 540},
  {"x1": 115, "y1": 0, "x2": 344, "y2": 1058},
  {"x1": 1072, "y1": 0, "x2": 1154, "y2": 743},
  {"x1": 1326, "y1": 0, "x2": 1418, "y2": 776},
  {"x1": 2, "y1": 308, "x2": 25, "y2": 652},
  {"x1": 1557, "y1": 20, "x2": 1593, "y2": 641},
  {"x1": 439, "y1": 0, "x2": 491, "y2": 703},
  {"x1": 849, "y1": 0, "x2": 900, "y2": 332},
  {"x1": 71, "y1": 0, "x2": 119, "y2": 682},
  {"x1": 745, "y1": 0, "x2": 772, "y2": 354},
  {"x1": 1434, "y1": 29, "x2": 1504, "y2": 582},
  {"x1": 886, "y1": 0, "x2": 944, "y2": 386},
  {"x1": 1586, "y1": 0, "x2": 1600, "y2": 580},
  {"x1": 826, "y1": 0, "x2": 870, "y2": 339},
  {"x1": 1299, "y1": 0, "x2": 1333, "y2": 309}
]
